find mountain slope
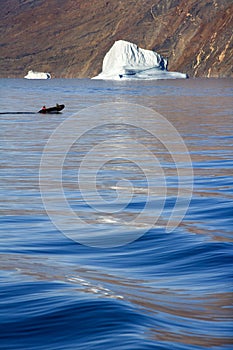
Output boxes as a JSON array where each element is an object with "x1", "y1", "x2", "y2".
[{"x1": 0, "y1": 0, "x2": 232, "y2": 78}]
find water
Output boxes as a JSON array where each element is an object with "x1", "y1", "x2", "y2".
[{"x1": 0, "y1": 78, "x2": 232, "y2": 350}]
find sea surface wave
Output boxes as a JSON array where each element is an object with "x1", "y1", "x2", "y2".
[{"x1": 0, "y1": 78, "x2": 232, "y2": 350}]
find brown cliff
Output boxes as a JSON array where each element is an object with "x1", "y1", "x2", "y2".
[{"x1": 0, "y1": 0, "x2": 232, "y2": 78}]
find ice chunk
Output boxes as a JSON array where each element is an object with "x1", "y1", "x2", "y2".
[
  {"x1": 92, "y1": 40, "x2": 187, "y2": 80},
  {"x1": 24, "y1": 70, "x2": 51, "y2": 79}
]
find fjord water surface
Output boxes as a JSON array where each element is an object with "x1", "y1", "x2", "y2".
[{"x1": 0, "y1": 78, "x2": 232, "y2": 350}]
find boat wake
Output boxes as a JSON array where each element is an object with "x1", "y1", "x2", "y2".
[{"x1": 0, "y1": 112, "x2": 36, "y2": 114}]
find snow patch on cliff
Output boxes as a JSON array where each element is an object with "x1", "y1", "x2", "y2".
[{"x1": 92, "y1": 40, "x2": 187, "y2": 80}]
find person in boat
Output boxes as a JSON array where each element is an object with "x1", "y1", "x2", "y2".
[{"x1": 41, "y1": 105, "x2": 46, "y2": 113}]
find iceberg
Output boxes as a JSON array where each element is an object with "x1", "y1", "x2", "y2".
[
  {"x1": 24, "y1": 70, "x2": 51, "y2": 79},
  {"x1": 92, "y1": 40, "x2": 187, "y2": 80}
]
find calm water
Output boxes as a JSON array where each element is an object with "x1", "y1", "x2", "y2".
[{"x1": 0, "y1": 78, "x2": 233, "y2": 350}]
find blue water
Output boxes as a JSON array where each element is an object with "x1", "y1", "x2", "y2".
[{"x1": 0, "y1": 78, "x2": 233, "y2": 350}]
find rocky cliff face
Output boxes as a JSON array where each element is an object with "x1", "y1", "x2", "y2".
[{"x1": 0, "y1": 0, "x2": 232, "y2": 78}]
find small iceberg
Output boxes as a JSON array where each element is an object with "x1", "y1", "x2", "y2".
[
  {"x1": 92, "y1": 40, "x2": 187, "y2": 80},
  {"x1": 24, "y1": 70, "x2": 51, "y2": 79}
]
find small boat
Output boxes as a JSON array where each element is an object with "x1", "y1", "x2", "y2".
[{"x1": 38, "y1": 104, "x2": 65, "y2": 114}]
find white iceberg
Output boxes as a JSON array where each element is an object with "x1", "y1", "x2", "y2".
[
  {"x1": 24, "y1": 70, "x2": 51, "y2": 79},
  {"x1": 92, "y1": 40, "x2": 187, "y2": 80}
]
